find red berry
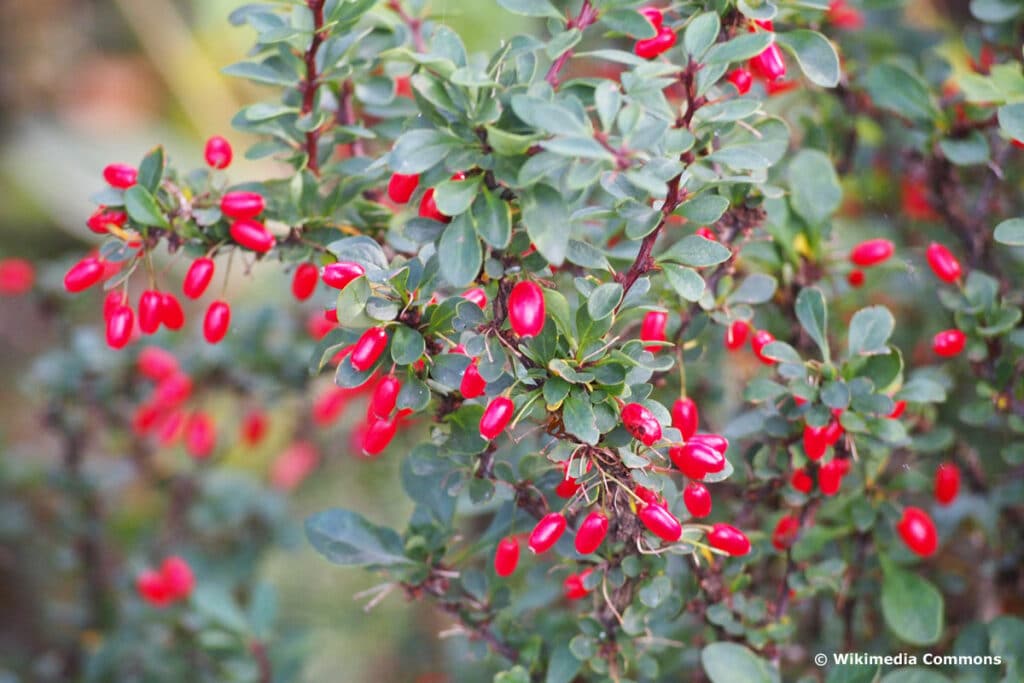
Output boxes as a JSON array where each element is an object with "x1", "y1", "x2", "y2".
[
  {"x1": 671, "y1": 397, "x2": 699, "y2": 440},
  {"x1": 324, "y1": 308, "x2": 339, "y2": 324},
  {"x1": 203, "y1": 301, "x2": 231, "y2": 343},
  {"x1": 750, "y1": 43, "x2": 786, "y2": 81},
  {"x1": 103, "y1": 163, "x2": 137, "y2": 189},
  {"x1": 827, "y1": 0, "x2": 865, "y2": 30},
  {"x1": 849, "y1": 238, "x2": 895, "y2": 267},
  {"x1": 896, "y1": 506, "x2": 938, "y2": 557},
  {"x1": 362, "y1": 417, "x2": 397, "y2": 455},
  {"x1": 528, "y1": 512, "x2": 567, "y2": 553},
  {"x1": 0, "y1": 258, "x2": 35, "y2": 295},
  {"x1": 138, "y1": 290, "x2": 163, "y2": 334},
  {"x1": 157, "y1": 410, "x2": 186, "y2": 446},
  {"x1": 220, "y1": 191, "x2": 265, "y2": 219},
  {"x1": 241, "y1": 409, "x2": 268, "y2": 446},
  {"x1": 727, "y1": 68, "x2": 753, "y2": 94},
  {"x1": 751, "y1": 329, "x2": 776, "y2": 364},
  {"x1": 563, "y1": 571, "x2": 593, "y2": 600},
  {"x1": 670, "y1": 441, "x2": 725, "y2": 480},
  {"x1": 460, "y1": 360, "x2": 487, "y2": 399},
  {"x1": 369, "y1": 375, "x2": 401, "y2": 419},
  {"x1": 204, "y1": 135, "x2": 233, "y2": 169},
  {"x1": 638, "y1": 6, "x2": 663, "y2": 29},
  {"x1": 184, "y1": 411, "x2": 216, "y2": 459},
  {"x1": 418, "y1": 188, "x2": 449, "y2": 222},
  {"x1": 791, "y1": 468, "x2": 814, "y2": 493},
  {"x1": 508, "y1": 281, "x2": 546, "y2": 337},
  {"x1": 621, "y1": 403, "x2": 662, "y2": 446},
  {"x1": 494, "y1": 536, "x2": 520, "y2": 577},
  {"x1": 388, "y1": 173, "x2": 420, "y2": 204},
  {"x1": 772, "y1": 515, "x2": 801, "y2": 550},
  {"x1": 634, "y1": 485, "x2": 661, "y2": 506},
  {"x1": 86, "y1": 208, "x2": 127, "y2": 234},
  {"x1": 823, "y1": 418, "x2": 844, "y2": 446},
  {"x1": 847, "y1": 269, "x2": 865, "y2": 287},
  {"x1": 292, "y1": 263, "x2": 319, "y2": 300},
  {"x1": 926, "y1": 242, "x2": 962, "y2": 283},
  {"x1": 555, "y1": 476, "x2": 581, "y2": 498},
  {"x1": 934, "y1": 462, "x2": 960, "y2": 505},
  {"x1": 932, "y1": 329, "x2": 966, "y2": 357},
  {"x1": 106, "y1": 304, "x2": 135, "y2": 349},
  {"x1": 138, "y1": 347, "x2": 178, "y2": 380},
  {"x1": 230, "y1": 219, "x2": 275, "y2": 253},
  {"x1": 688, "y1": 432, "x2": 729, "y2": 454},
  {"x1": 462, "y1": 287, "x2": 488, "y2": 309},
  {"x1": 803, "y1": 423, "x2": 830, "y2": 461},
  {"x1": 480, "y1": 396, "x2": 515, "y2": 440},
  {"x1": 64, "y1": 257, "x2": 105, "y2": 293},
  {"x1": 132, "y1": 402, "x2": 163, "y2": 436},
  {"x1": 160, "y1": 556, "x2": 195, "y2": 600},
  {"x1": 695, "y1": 226, "x2": 717, "y2": 240},
  {"x1": 683, "y1": 482, "x2": 712, "y2": 518},
  {"x1": 708, "y1": 523, "x2": 751, "y2": 556},
  {"x1": 639, "y1": 503, "x2": 682, "y2": 542},
  {"x1": 313, "y1": 386, "x2": 351, "y2": 426},
  {"x1": 160, "y1": 293, "x2": 185, "y2": 330},
  {"x1": 183, "y1": 258, "x2": 215, "y2": 299},
  {"x1": 154, "y1": 373, "x2": 192, "y2": 406},
  {"x1": 634, "y1": 25, "x2": 677, "y2": 59},
  {"x1": 724, "y1": 319, "x2": 750, "y2": 351},
  {"x1": 322, "y1": 262, "x2": 365, "y2": 290},
  {"x1": 351, "y1": 327, "x2": 388, "y2": 371},
  {"x1": 270, "y1": 441, "x2": 320, "y2": 491},
  {"x1": 888, "y1": 400, "x2": 907, "y2": 419},
  {"x1": 818, "y1": 459, "x2": 845, "y2": 496},
  {"x1": 137, "y1": 569, "x2": 172, "y2": 607},
  {"x1": 575, "y1": 511, "x2": 609, "y2": 554},
  {"x1": 640, "y1": 310, "x2": 668, "y2": 352}
]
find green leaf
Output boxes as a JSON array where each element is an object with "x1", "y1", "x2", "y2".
[
  {"x1": 848, "y1": 306, "x2": 895, "y2": 357},
  {"x1": 795, "y1": 287, "x2": 830, "y2": 362},
  {"x1": 603, "y1": 9, "x2": 657, "y2": 38},
  {"x1": 788, "y1": 149, "x2": 841, "y2": 226},
  {"x1": 704, "y1": 33, "x2": 774, "y2": 66},
  {"x1": 663, "y1": 263, "x2": 706, "y2": 302},
  {"x1": 881, "y1": 563, "x2": 944, "y2": 645},
  {"x1": 222, "y1": 60, "x2": 294, "y2": 86},
  {"x1": 434, "y1": 175, "x2": 482, "y2": 217},
  {"x1": 776, "y1": 30, "x2": 840, "y2": 88},
  {"x1": 496, "y1": 0, "x2": 562, "y2": 20},
  {"x1": 994, "y1": 217, "x2": 1024, "y2": 246},
  {"x1": 659, "y1": 235, "x2": 732, "y2": 268},
  {"x1": 863, "y1": 63, "x2": 937, "y2": 123},
  {"x1": 684, "y1": 12, "x2": 721, "y2": 59},
  {"x1": 522, "y1": 184, "x2": 571, "y2": 266},
  {"x1": 563, "y1": 386, "x2": 600, "y2": 445},
  {"x1": 545, "y1": 644, "x2": 582, "y2": 683},
  {"x1": 997, "y1": 102, "x2": 1024, "y2": 141},
  {"x1": 701, "y1": 642, "x2": 779, "y2": 683},
  {"x1": 389, "y1": 129, "x2": 460, "y2": 174},
  {"x1": 137, "y1": 146, "x2": 165, "y2": 192},
  {"x1": 566, "y1": 240, "x2": 611, "y2": 271},
  {"x1": 679, "y1": 193, "x2": 730, "y2": 224},
  {"x1": 438, "y1": 216, "x2": 482, "y2": 287},
  {"x1": 587, "y1": 283, "x2": 623, "y2": 320},
  {"x1": 124, "y1": 186, "x2": 168, "y2": 228},
  {"x1": 971, "y1": 0, "x2": 1022, "y2": 22},
  {"x1": 594, "y1": 81, "x2": 622, "y2": 132},
  {"x1": 305, "y1": 508, "x2": 411, "y2": 567},
  {"x1": 728, "y1": 273, "x2": 777, "y2": 305},
  {"x1": 939, "y1": 131, "x2": 990, "y2": 166},
  {"x1": 542, "y1": 136, "x2": 615, "y2": 161},
  {"x1": 390, "y1": 325, "x2": 425, "y2": 365},
  {"x1": 472, "y1": 187, "x2": 512, "y2": 249}
]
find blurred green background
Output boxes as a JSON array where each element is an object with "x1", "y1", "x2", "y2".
[{"x1": 0, "y1": 1, "x2": 537, "y2": 681}]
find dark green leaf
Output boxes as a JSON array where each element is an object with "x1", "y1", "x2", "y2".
[
  {"x1": 659, "y1": 235, "x2": 732, "y2": 267},
  {"x1": 848, "y1": 306, "x2": 895, "y2": 357},
  {"x1": 390, "y1": 325, "x2": 425, "y2": 365},
  {"x1": 776, "y1": 30, "x2": 840, "y2": 88},
  {"x1": 788, "y1": 149, "x2": 841, "y2": 226},
  {"x1": 881, "y1": 563, "x2": 944, "y2": 645},
  {"x1": 522, "y1": 184, "x2": 571, "y2": 266},
  {"x1": 994, "y1": 217, "x2": 1024, "y2": 246},
  {"x1": 305, "y1": 508, "x2": 411, "y2": 567},
  {"x1": 438, "y1": 216, "x2": 482, "y2": 287},
  {"x1": 701, "y1": 642, "x2": 779, "y2": 683},
  {"x1": 587, "y1": 283, "x2": 623, "y2": 320},
  {"x1": 795, "y1": 287, "x2": 830, "y2": 361},
  {"x1": 124, "y1": 186, "x2": 169, "y2": 228}
]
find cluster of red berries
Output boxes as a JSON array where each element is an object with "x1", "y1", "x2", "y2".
[
  {"x1": 721, "y1": 318, "x2": 777, "y2": 365},
  {"x1": 493, "y1": 395, "x2": 750, "y2": 593},
  {"x1": 136, "y1": 555, "x2": 195, "y2": 607},
  {"x1": 633, "y1": 7, "x2": 677, "y2": 60},
  {"x1": 387, "y1": 170, "x2": 467, "y2": 222},
  {"x1": 725, "y1": 20, "x2": 789, "y2": 97}
]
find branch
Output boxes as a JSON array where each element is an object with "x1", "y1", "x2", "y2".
[
  {"x1": 545, "y1": 1, "x2": 599, "y2": 87},
  {"x1": 388, "y1": 0, "x2": 425, "y2": 53},
  {"x1": 302, "y1": 0, "x2": 327, "y2": 174}
]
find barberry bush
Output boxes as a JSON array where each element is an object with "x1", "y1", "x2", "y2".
[{"x1": 4, "y1": 0, "x2": 1024, "y2": 681}]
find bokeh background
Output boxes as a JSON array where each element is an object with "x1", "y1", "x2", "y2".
[{"x1": 0, "y1": 1, "x2": 536, "y2": 681}]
